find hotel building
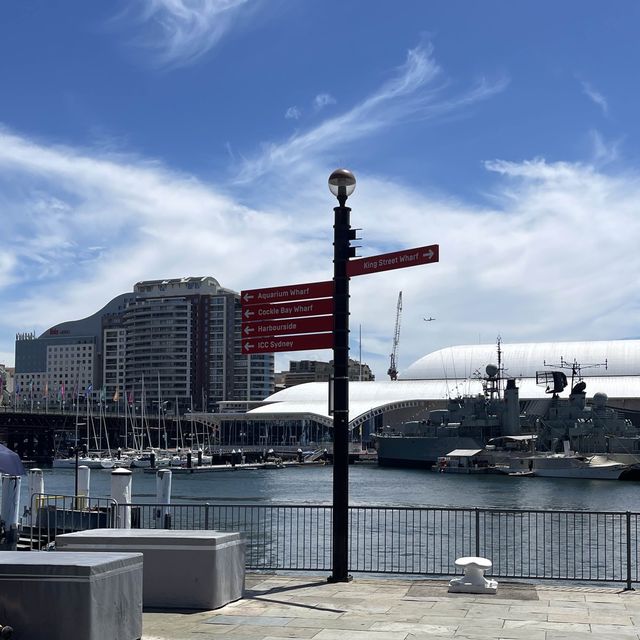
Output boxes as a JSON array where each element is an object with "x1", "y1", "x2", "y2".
[{"x1": 14, "y1": 277, "x2": 274, "y2": 413}]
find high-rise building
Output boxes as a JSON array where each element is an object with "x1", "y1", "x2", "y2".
[
  {"x1": 279, "y1": 358, "x2": 375, "y2": 388},
  {"x1": 14, "y1": 276, "x2": 274, "y2": 413}
]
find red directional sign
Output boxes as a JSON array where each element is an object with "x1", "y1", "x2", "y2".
[
  {"x1": 243, "y1": 332, "x2": 333, "y2": 354},
  {"x1": 242, "y1": 315, "x2": 333, "y2": 338},
  {"x1": 242, "y1": 298, "x2": 334, "y2": 322},
  {"x1": 241, "y1": 280, "x2": 333, "y2": 305},
  {"x1": 347, "y1": 244, "x2": 439, "y2": 277}
]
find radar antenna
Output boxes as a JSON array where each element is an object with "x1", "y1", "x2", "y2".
[
  {"x1": 387, "y1": 291, "x2": 402, "y2": 381},
  {"x1": 542, "y1": 356, "x2": 608, "y2": 392}
]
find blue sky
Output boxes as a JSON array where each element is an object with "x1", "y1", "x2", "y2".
[{"x1": 1, "y1": 1, "x2": 640, "y2": 379}]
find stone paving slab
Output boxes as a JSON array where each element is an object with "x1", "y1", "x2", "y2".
[{"x1": 142, "y1": 574, "x2": 640, "y2": 640}]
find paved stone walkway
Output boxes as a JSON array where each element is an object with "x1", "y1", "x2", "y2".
[{"x1": 142, "y1": 573, "x2": 640, "y2": 640}]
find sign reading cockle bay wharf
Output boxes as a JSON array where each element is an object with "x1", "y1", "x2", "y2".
[{"x1": 241, "y1": 169, "x2": 439, "y2": 584}]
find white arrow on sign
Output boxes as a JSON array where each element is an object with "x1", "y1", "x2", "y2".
[
  {"x1": 243, "y1": 308, "x2": 255, "y2": 319},
  {"x1": 243, "y1": 342, "x2": 254, "y2": 352},
  {"x1": 423, "y1": 249, "x2": 434, "y2": 259},
  {"x1": 243, "y1": 326, "x2": 255, "y2": 336},
  {"x1": 243, "y1": 292, "x2": 254, "y2": 303}
]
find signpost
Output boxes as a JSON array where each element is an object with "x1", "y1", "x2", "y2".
[
  {"x1": 347, "y1": 244, "x2": 439, "y2": 277},
  {"x1": 242, "y1": 169, "x2": 441, "y2": 585}
]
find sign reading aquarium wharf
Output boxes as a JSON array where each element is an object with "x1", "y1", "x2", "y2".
[{"x1": 241, "y1": 281, "x2": 333, "y2": 304}]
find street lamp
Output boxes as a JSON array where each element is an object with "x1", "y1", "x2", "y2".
[{"x1": 328, "y1": 168, "x2": 356, "y2": 583}]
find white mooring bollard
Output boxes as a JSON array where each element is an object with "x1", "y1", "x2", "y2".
[
  {"x1": 448, "y1": 556, "x2": 498, "y2": 594},
  {"x1": 1, "y1": 475, "x2": 22, "y2": 550},
  {"x1": 27, "y1": 468, "x2": 44, "y2": 527},
  {"x1": 155, "y1": 468, "x2": 172, "y2": 529},
  {"x1": 77, "y1": 465, "x2": 90, "y2": 509},
  {"x1": 110, "y1": 468, "x2": 132, "y2": 529}
]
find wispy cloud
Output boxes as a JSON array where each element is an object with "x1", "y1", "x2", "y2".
[
  {"x1": 313, "y1": 93, "x2": 336, "y2": 111},
  {"x1": 124, "y1": 0, "x2": 257, "y2": 68},
  {"x1": 2, "y1": 125, "x2": 640, "y2": 378},
  {"x1": 588, "y1": 129, "x2": 621, "y2": 165},
  {"x1": 285, "y1": 106, "x2": 301, "y2": 120},
  {"x1": 236, "y1": 43, "x2": 509, "y2": 183},
  {"x1": 581, "y1": 80, "x2": 608, "y2": 116}
]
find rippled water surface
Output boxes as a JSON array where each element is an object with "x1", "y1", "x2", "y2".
[{"x1": 24, "y1": 464, "x2": 640, "y2": 512}]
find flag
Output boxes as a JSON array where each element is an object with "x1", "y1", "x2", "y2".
[
  {"x1": 100, "y1": 387, "x2": 106, "y2": 402},
  {"x1": 113, "y1": 388, "x2": 120, "y2": 402},
  {"x1": 85, "y1": 383, "x2": 93, "y2": 398},
  {"x1": 60, "y1": 383, "x2": 65, "y2": 398},
  {"x1": 44, "y1": 381, "x2": 49, "y2": 397},
  {"x1": 15, "y1": 382, "x2": 21, "y2": 395},
  {"x1": 128, "y1": 390, "x2": 134, "y2": 405}
]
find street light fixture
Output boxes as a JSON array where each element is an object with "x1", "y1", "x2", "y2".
[{"x1": 328, "y1": 168, "x2": 356, "y2": 583}]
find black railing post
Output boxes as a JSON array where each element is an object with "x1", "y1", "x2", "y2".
[
  {"x1": 626, "y1": 511, "x2": 634, "y2": 591},
  {"x1": 475, "y1": 508, "x2": 480, "y2": 557}
]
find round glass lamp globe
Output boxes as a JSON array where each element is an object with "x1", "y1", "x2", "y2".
[{"x1": 328, "y1": 169, "x2": 356, "y2": 198}]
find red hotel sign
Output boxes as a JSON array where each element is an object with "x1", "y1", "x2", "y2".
[
  {"x1": 347, "y1": 244, "x2": 439, "y2": 277},
  {"x1": 242, "y1": 315, "x2": 333, "y2": 338},
  {"x1": 243, "y1": 332, "x2": 333, "y2": 354},
  {"x1": 241, "y1": 281, "x2": 333, "y2": 305}
]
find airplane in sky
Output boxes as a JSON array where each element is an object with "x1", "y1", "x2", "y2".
[{"x1": 423, "y1": 317, "x2": 435, "y2": 322}]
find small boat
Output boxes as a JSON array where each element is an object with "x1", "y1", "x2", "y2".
[{"x1": 525, "y1": 453, "x2": 631, "y2": 480}]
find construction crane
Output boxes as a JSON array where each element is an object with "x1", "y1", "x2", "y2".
[{"x1": 387, "y1": 291, "x2": 402, "y2": 380}]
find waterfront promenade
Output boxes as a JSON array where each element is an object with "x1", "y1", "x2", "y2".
[{"x1": 142, "y1": 573, "x2": 640, "y2": 639}]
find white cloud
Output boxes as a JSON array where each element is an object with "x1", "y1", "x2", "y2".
[
  {"x1": 313, "y1": 93, "x2": 336, "y2": 111},
  {"x1": 236, "y1": 43, "x2": 509, "y2": 183},
  {"x1": 1, "y1": 124, "x2": 639, "y2": 380},
  {"x1": 123, "y1": 0, "x2": 257, "y2": 67},
  {"x1": 285, "y1": 106, "x2": 301, "y2": 120},
  {"x1": 581, "y1": 80, "x2": 608, "y2": 116}
]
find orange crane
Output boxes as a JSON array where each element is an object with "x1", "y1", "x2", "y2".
[{"x1": 387, "y1": 291, "x2": 402, "y2": 380}]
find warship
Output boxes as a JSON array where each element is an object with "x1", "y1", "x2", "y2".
[{"x1": 374, "y1": 362, "x2": 640, "y2": 469}]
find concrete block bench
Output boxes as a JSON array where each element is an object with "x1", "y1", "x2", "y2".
[
  {"x1": 448, "y1": 556, "x2": 498, "y2": 594},
  {"x1": 0, "y1": 551, "x2": 143, "y2": 640},
  {"x1": 56, "y1": 529, "x2": 245, "y2": 610}
]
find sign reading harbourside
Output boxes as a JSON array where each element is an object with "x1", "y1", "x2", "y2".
[
  {"x1": 243, "y1": 332, "x2": 333, "y2": 354},
  {"x1": 242, "y1": 315, "x2": 333, "y2": 338},
  {"x1": 241, "y1": 281, "x2": 333, "y2": 305},
  {"x1": 347, "y1": 244, "x2": 439, "y2": 277}
]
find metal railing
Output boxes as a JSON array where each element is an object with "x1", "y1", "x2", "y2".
[
  {"x1": 25, "y1": 497, "x2": 640, "y2": 587},
  {"x1": 27, "y1": 494, "x2": 118, "y2": 549}
]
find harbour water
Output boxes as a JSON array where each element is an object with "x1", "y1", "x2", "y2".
[{"x1": 23, "y1": 464, "x2": 640, "y2": 513}]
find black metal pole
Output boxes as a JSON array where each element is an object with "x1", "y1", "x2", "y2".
[
  {"x1": 74, "y1": 446, "x2": 79, "y2": 508},
  {"x1": 330, "y1": 192, "x2": 351, "y2": 583}
]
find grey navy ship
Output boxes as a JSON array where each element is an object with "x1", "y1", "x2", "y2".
[{"x1": 373, "y1": 365, "x2": 640, "y2": 469}]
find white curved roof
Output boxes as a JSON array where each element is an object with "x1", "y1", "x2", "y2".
[
  {"x1": 401, "y1": 340, "x2": 640, "y2": 380},
  {"x1": 250, "y1": 376, "x2": 640, "y2": 425}
]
